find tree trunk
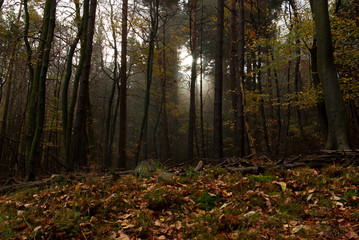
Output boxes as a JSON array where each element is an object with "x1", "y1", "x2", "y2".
[
  {"x1": 310, "y1": 39, "x2": 328, "y2": 140},
  {"x1": 104, "y1": 1, "x2": 120, "y2": 168},
  {"x1": 236, "y1": 0, "x2": 245, "y2": 157},
  {"x1": 118, "y1": 0, "x2": 128, "y2": 169},
  {"x1": 199, "y1": 0, "x2": 205, "y2": 158},
  {"x1": 0, "y1": 44, "x2": 16, "y2": 177},
  {"x1": 187, "y1": 0, "x2": 198, "y2": 161},
  {"x1": 214, "y1": 0, "x2": 224, "y2": 159},
  {"x1": 25, "y1": 0, "x2": 57, "y2": 181},
  {"x1": 136, "y1": 0, "x2": 159, "y2": 164},
  {"x1": 284, "y1": 60, "x2": 292, "y2": 156},
  {"x1": 160, "y1": 23, "x2": 170, "y2": 163},
  {"x1": 230, "y1": 0, "x2": 238, "y2": 156},
  {"x1": 289, "y1": 0, "x2": 304, "y2": 139},
  {"x1": 257, "y1": 50, "x2": 270, "y2": 154},
  {"x1": 71, "y1": 0, "x2": 97, "y2": 168},
  {"x1": 62, "y1": 0, "x2": 82, "y2": 169},
  {"x1": 310, "y1": 0, "x2": 350, "y2": 150},
  {"x1": 270, "y1": 50, "x2": 282, "y2": 155}
]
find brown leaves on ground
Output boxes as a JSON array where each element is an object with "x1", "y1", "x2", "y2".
[{"x1": 1, "y1": 165, "x2": 359, "y2": 239}]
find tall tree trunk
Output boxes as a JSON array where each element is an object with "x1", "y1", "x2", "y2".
[
  {"x1": 257, "y1": 50, "x2": 270, "y2": 154},
  {"x1": 187, "y1": 0, "x2": 198, "y2": 161},
  {"x1": 118, "y1": 0, "x2": 128, "y2": 169},
  {"x1": 71, "y1": 0, "x2": 97, "y2": 168},
  {"x1": 284, "y1": 60, "x2": 292, "y2": 156},
  {"x1": 230, "y1": 0, "x2": 238, "y2": 156},
  {"x1": 289, "y1": 0, "x2": 304, "y2": 139},
  {"x1": 62, "y1": 0, "x2": 82, "y2": 169},
  {"x1": 310, "y1": 39, "x2": 328, "y2": 140},
  {"x1": 214, "y1": 0, "x2": 224, "y2": 159},
  {"x1": 236, "y1": 0, "x2": 245, "y2": 157},
  {"x1": 0, "y1": 44, "x2": 16, "y2": 176},
  {"x1": 161, "y1": 23, "x2": 170, "y2": 162},
  {"x1": 104, "y1": 1, "x2": 120, "y2": 168},
  {"x1": 25, "y1": 0, "x2": 57, "y2": 181},
  {"x1": 199, "y1": 0, "x2": 205, "y2": 158},
  {"x1": 136, "y1": 0, "x2": 159, "y2": 164},
  {"x1": 310, "y1": 0, "x2": 350, "y2": 150},
  {"x1": 270, "y1": 50, "x2": 282, "y2": 155}
]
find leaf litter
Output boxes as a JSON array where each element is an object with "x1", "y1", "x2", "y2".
[{"x1": 0, "y1": 165, "x2": 359, "y2": 239}]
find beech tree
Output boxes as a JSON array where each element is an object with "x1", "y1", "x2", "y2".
[
  {"x1": 310, "y1": 0, "x2": 350, "y2": 150},
  {"x1": 24, "y1": 0, "x2": 57, "y2": 181},
  {"x1": 71, "y1": 0, "x2": 98, "y2": 169}
]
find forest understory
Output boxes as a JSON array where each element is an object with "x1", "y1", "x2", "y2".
[{"x1": 1, "y1": 152, "x2": 359, "y2": 240}]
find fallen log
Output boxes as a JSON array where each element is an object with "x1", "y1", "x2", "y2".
[{"x1": 0, "y1": 174, "x2": 69, "y2": 195}]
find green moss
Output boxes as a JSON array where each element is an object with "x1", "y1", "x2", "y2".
[
  {"x1": 203, "y1": 167, "x2": 228, "y2": 178},
  {"x1": 248, "y1": 175, "x2": 276, "y2": 183},
  {"x1": 191, "y1": 189, "x2": 221, "y2": 211},
  {"x1": 144, "y1": 186, "x2": 184, "y2": 211}
]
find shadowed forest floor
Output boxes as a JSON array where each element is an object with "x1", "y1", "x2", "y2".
[{"x1": 1, "y1": 163, "x2": 359, "y2": 239}]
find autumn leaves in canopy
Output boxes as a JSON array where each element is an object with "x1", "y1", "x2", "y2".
[{"x1": 0, "y1": 0, "x2": 358, "y2": 179}]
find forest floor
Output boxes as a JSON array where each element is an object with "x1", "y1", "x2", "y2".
[{"x1": 1, "y1": 162, "x2": 359, "y2": 239}]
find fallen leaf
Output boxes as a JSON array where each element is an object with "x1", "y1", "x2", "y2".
[
  {"x1": 243, "y1": 211, "x2": 256, "y2": 218},
  {"x1": 273, "y1": 181, "x2": 287, "y2": 191},
  {"x1": 116, "y1": 230, "x2": 130, "y2": 240},
  {"x1": 347, "y1": 231, "x2": 359, "y2": 239}
]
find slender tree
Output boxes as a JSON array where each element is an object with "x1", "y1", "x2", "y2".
[
  {"x1": 119, "y1": 0, "x2": 128, "y2": 169},
  {"x1": 236, "y1": 0, "x2": 245, "y2": 157},
  {"x1": 71, "y1": 0, "x2": 98, "y2": 168},
  {"x1": 230, "y1": 0, "x2": 238, "y2": 156},
  {"x1": 199, "y1": 0, "x2": 205, "y2": 158},
  {"x1": 62, "y1": 0, "x2": 83, "y2": 168},
  {"x1": 213, "y1": 0, "x2": 224, "y2": 159},
  {"x1": 104, "y1": 0, "x2": 120, "y2": 168},
  {"x1": 289, "y1": 0, "x2": 304, "y2": 139},
  {"x1": 187, "y1": 0, "x2": 198, "y2": 161},
  {"x1": 310, "y1": 0, "x2": 350, "y2": 150},
  {"x1": 136, "y1": 0, "x2": 160, "y2": 164},
  {"x1": 25, "y1": 0, "x2": 57, "y2": 181}
]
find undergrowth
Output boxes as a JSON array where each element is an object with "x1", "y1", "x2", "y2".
[{"x1": 1, "y1": 165, "x2": 359, "y2": 239}]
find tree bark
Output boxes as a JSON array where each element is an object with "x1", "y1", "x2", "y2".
[
  {"x1": 104, "y1": 1, "x2": 120, "y2": 168},
  {"x1": 136, "y1": 0, "x2": 159, "y2": 164},
  {"x1": 289, "y1": 0, "x2": 304, "y2": 139},
  {"x1": 257, "y1": 50, "x2": 270, "y2": 154},
  {"x1": 230, "y1": 0, "x2": 238, "y2": 156},
  {"x1": 25, "y1": 0, "x2": 57, "y2": 181},
  {"x1": 214, "y1": 0, "x2": 224, "y2": 159},
  {"x1": 187, "y1": 0, "x2": 198, "y2": 161},
  {"x1": 236, "y1": 0, "x2": 245, "y2": 157},
  {"x1": 310, "y1": 39, "x2": 328, "y2": 140},
  {"x1": 71, "y1": 0, "x2": 97, "y2": 168},
  {"x1": 310, "y1": 0, "x2": 350, "y2": 150},
  {"x1": 199, "y1": 0, "x2": 205, "y2": 158},
  {"x1": 62, "y1": 0, "x2": 82, "y2": 169},
  {"x1": 160, "y1": 22, "x2": 170, "y2": 163},
  {"x1": 270, "y1": 50, "x2": 282, "y2": 155},
  {"x1": 118, "y1": 0, "x2": 128, "y2": 169}
]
